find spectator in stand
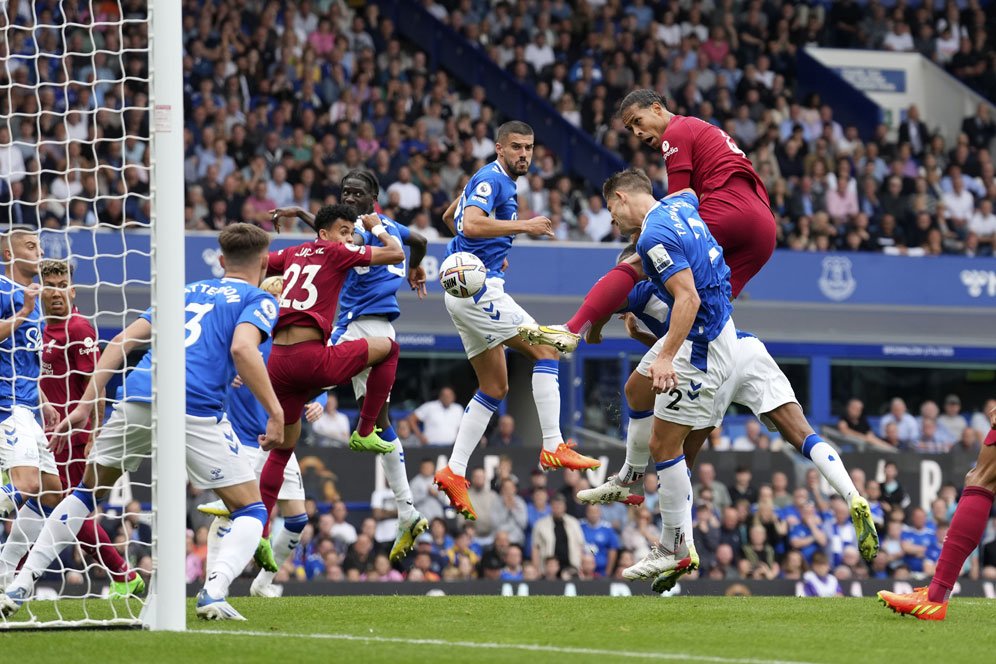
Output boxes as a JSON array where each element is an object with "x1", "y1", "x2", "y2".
[
  {"x1": 718, "y1": 506, "x2": 746, "y2": 563},
  {"x1": 789, "y1": 500, "x2": 827, "y2": 565},
  {"x1": 693, "y1": 463, "x2": 733, "y2": 513},
  {"x1": 493, "y1": 478, "x2": 528, "y2": 546},
  {"x1": 370, "y1": 481, "x2": 399, "y2": 549},
  {"x1": 732, "y1": 420, "x2": 768, "y2": 451},
  {"x1": 329, "y1": 501, "x2": 358, "y2": 555},
  {"x1": 837, "y1": 398, "x2": 891, "y2": 450},
  {"x1": 580, "y1": 504, "x2": 619, "y2": 577},
  {"x1": 309, "y1": 394, "x2": 352, "y2": 447},
  {"x1": 802, "y1": 552, "x2": 844, "y2": 597},
  {"x1": 741, "y1": 524, "x2": 780, "y2": 580},
  {"x1": 466, "y1": 468, "x2": 500, "y2": 544},
  {"x1": 969, "y1": 199, "x2": 996, "y2": 254},
  {"x1": 878, "y1": 398, "x2": 920, "y2": 446},
  {"x1": 771, "y1": 472, "x2": 792, "y2": 510},
  {"x1": 532, "y1": 494, "x2": 584, "y2": 574},
  {"x1": 902, "y1": 507, "x2": 937, "y2": 576},
  {"x1": 729, "y1": 467, "x2": 758, "y2": 506},
  {"x1": 487, "y1": 414, "x2": 523, "y2": 448},
  {"x1": 881, "y1": 462, "x2": 912, "y2": 511},
  {"x1": 914, "y1": 417, "x2": 956, "y2": 453},
  {"x1": 408, "y1": 387, "x2": 464, "y2": 447},
  {"x1": 410, "y1": 458, "x2": 446, "y2": 523},
  {"x1": 962, "y1": 103, "x2": 996, "y2": 152}
]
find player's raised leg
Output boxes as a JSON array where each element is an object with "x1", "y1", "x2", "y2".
[{"x1": 879, "y1": 425, "x2": 996, "y2": 620}]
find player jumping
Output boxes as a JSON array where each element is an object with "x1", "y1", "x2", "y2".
[
  {"x1": 588, "y1": 170, "x2": 739, "y2": 582},
  {"x1": 519, "y1": 88, "x2": 776, "y2": 350},
  {"x1": 0, "y1": 224, "x2": 283, "y2": 621},
  {"x1": 257, "y1": 204, "x2": 405, "y2": 537},
  {"x1": 336, "y1": 168, "x2": 430, "y2": 560},
  {"x1": 432, "y1": 120, "x2": 600, "y2": 521},
  {"x1": 878, "y1": 404, "x2": 996, "y2": 620}
]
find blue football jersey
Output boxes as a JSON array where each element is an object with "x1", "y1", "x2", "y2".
[
  {"x1": 446, "y1": 160, "x2": 518, "y2": 277},
  {"x1": 635, "y1": 191, "x2": 733, "y2": 343},
  {"x1": 225, "y1": 338, "x2": 271, "y2": 450},
  {"x1": 123, "y1": 277, "x2": 278, "y2": 418},
  {"x1": 619, "y1": 280, "x2": 670, "y2": 339},
  {"x1": 0, "y1": 275, "x2": 42, "y2": 411},
  {"x1": 335, "y1": 214, "x2": 410, "y2": 327}
]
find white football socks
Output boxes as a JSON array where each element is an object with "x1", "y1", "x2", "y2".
[
  {"x1": 10, "y1": 492, "x2": 93, "y2": 594},
  {"x1": 802, "y1": 434, "x2": 857, "y2": 503},
  {"x1": 448, "y1": 391, "x2": 500, "y2": 477},
  {"x1": 656, "y1": 455, "x2": 692, "y2": 555},
  {"x1": 0, "y1": 500, "x2": 47, "y2": 587},
  {"x1": 532, "y1": 359, "x2": 563, "y2": 453},
  {"x1": 203, "y1": 503, "x2": 265, "y2": 599},
  {"x1": 619, "y1": 408, "x2": 653, "y2": 483},
  {"x1": 380, "y1": 426, "x2": 416, "y2": 522}
]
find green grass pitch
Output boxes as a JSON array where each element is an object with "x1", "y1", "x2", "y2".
[{"x1": 2, "y1": 595, "x2": 992, "y2": 663}]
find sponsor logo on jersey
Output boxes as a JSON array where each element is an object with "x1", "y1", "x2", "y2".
[
  {"x1": 661, "y1": 139, "x2": 679, "y2": 160},
  {"x1": 80, "y1": 336, "x2": 99, "y2": 355},
  {"x1": 647, "y1": 244, "x2": 674, "y2": 273},
  {"x1": 475, "y1": 182, "x2": 492, "y2": 198},
  {"x1": 260, "y1": 299, "x2": 278, "y2": 320},
  {"x1": 818, "y1": 256, "x2": 856, "y2": 302}
]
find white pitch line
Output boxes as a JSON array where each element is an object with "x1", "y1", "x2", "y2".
[{"x1": 195, "y1": 629, "x2": 821, "y2": 664}]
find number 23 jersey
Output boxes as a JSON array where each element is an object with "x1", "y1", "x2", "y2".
[{"x1": 268, "y1": 239, "x2": 373, "y2": 338}]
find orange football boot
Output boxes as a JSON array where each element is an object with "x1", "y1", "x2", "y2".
[
  {"x1": 877, "y1": 589, "x2": 947, "y2": 620},
  {"x1": 539, "y1": 441, "x2": 601, "y2": 472},
  {"x1": 434, "y1": 466, "x2": 477, "y2": 520}
]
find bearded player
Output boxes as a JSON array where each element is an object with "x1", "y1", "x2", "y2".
[
  {"x1": 432, "y1": 120, "x2": 600, "y2": 522},
  {"x1": 257, "y1": 204, "x2": 405, "y2": 535},
  {"x1": 520, "y1": 89, "x2": 776, "y2": 350},
  {"x1": 878, "y1": 404, "x2": 996, "y2": 620}
]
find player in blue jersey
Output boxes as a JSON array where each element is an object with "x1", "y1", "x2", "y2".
[
  {"x1": 0, "y1": 224, "x2": 283, "y2": 622},
  {"x1": 434, "y1": 121, "x2": 601, "y2": 521},
  {"x1": 336, "y1": 169, "x2": 430, "y2": 561},
  {"x1": 575, "y1": 239, "x2": 878, "y2": 589},
  {"x1": 0, "y1": 229, "x2": 66, "y2": 587},
  {"x1": 580, "y1": 169, "x2": 740, "y2": 582},
  {"x1": 196, "y1": 275, "x2": 313, "y2": 598}
]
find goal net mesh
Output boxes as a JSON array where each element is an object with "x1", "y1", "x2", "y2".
[{"x1": 0, "y1": 0, "x2": 159, "y2": 629}]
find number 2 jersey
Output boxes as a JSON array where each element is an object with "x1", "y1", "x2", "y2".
[
  {"x1": 123, "y1": 277, "x2": 278, "y2": 418},
  {"x1": 636, "y1": 191, "x2": 733, "y2": 344},
  {"x1": 446, "y1": 159, "x2": 518, "y2": 278},
  {"x1": 268, "y1": 239, "x2": 373, "y2": 338},
  {"x1": 335, "y1": 214, "x2": 409, "y2": 329},
  {"x1": 0, "y1": 274, "x2": 42, "y2": 411},
  {"x1": 660, "y1": 115, "x2": 769, "y2": 205}
]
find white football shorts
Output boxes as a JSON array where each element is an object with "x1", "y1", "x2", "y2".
[
  {"x1": 90, "y1": 402, "x2": 256, "y2": 490},
  {"x1": 636, "y1": 319, "x2": 737, "y2": 428},
  {"x1": 0, "y1": 405, "x2": 58, "y2": 476},
  {"x1": 703, "y1": 333, "x2": 799, "y2": 431},
  {"x1": 445, "y1": 277, "x2": 535, "y2": 359},
  {"x1": 244, "y1": 443, "x2": 305, "y2": 502},
  {"x1": 330, "y1": 316, "x2": 396, "y2": 399}
]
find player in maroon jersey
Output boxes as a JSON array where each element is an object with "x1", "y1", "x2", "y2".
[
  {"x1": 38, "y1": 259, "x2": 143, "y2": 597},
  {"x1": 258, "y1": 204, "x2": 405, "y2": 533},
  {"x1": 519, "y1": 88, "x2": 777, "y2": 350}
]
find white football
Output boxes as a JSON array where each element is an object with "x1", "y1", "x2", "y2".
[{"x1": 439, "y1": 251, "x2": 487, "y2": 298}]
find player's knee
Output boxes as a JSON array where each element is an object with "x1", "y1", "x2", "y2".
[
  {"x1": 528, "y1": 344, "x2": 560, "y2": 361},
  {"x1": 624, "y1": 375, "x2": 653, "y2": 411},
  {"x1": 15, "y1": 477, "x2": 41, "y2": 497},
  {"x1": 479, "y1": 379, "x2": 508, "y2": 401},
  {"x1": 367, "y1": 337, "x2": 398, "y2": 364}
]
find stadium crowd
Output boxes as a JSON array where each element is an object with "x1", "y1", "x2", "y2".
[
  {"x1": 2, "y1": 0, "x2": 996, "y2": 257},
  {"x1": 175, "y1": 456, "x2": 996, "y2": 594}
]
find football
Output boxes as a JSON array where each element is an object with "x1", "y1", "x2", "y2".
[
  {"x1": 260, "y1": 275, "x2": 284, "y2": 297},
  {"x1": 439, "y1": 251, "x2": 487, "y2": 298}
]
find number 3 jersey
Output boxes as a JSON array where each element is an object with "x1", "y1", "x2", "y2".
[
  {"x1": 0, "y1": 275, "x2": 42, "y2": 410},
  {"x1": 268, "y1": 239, "x2": 373, "y2": 338},
  {"x1": 123, "y1": 277, "x2": 278, "y2": 418},
  {"x1": 636, "y1": 191, "x2": 733, "y2": 344},
  {"x1": 336, "y1": 214, "x2": 408, "y2": 327}
]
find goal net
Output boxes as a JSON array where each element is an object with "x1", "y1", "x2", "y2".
[{"x1": 0, "y1": 0, "x2": 184, "y2": 630}]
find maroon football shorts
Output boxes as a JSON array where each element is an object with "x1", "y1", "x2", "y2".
[{"x1": 267, "y1": 339, "x2": 369, "y2": 426}]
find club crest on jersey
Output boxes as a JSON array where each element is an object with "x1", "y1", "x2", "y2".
[
  {"x1": 661, "y1": 140, "x2": 679, "y2": 160},
  {"x1": 647, "y1": 244, "x2": 673, "y2": 273},
  {"x1": 818, "y1": 256, "x2": 856, "y2": 302},
  {"x1": 80, "y1": 336, "x2": 99, "y2": 355}
]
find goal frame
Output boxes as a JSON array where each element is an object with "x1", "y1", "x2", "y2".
[{"x1": 144, "y1": 0, "x2": 186, "y2": 632}]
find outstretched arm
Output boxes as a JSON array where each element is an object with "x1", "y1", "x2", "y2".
[{"x1": 405, "y1": 229, "x2": 429, "y2": 298}]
